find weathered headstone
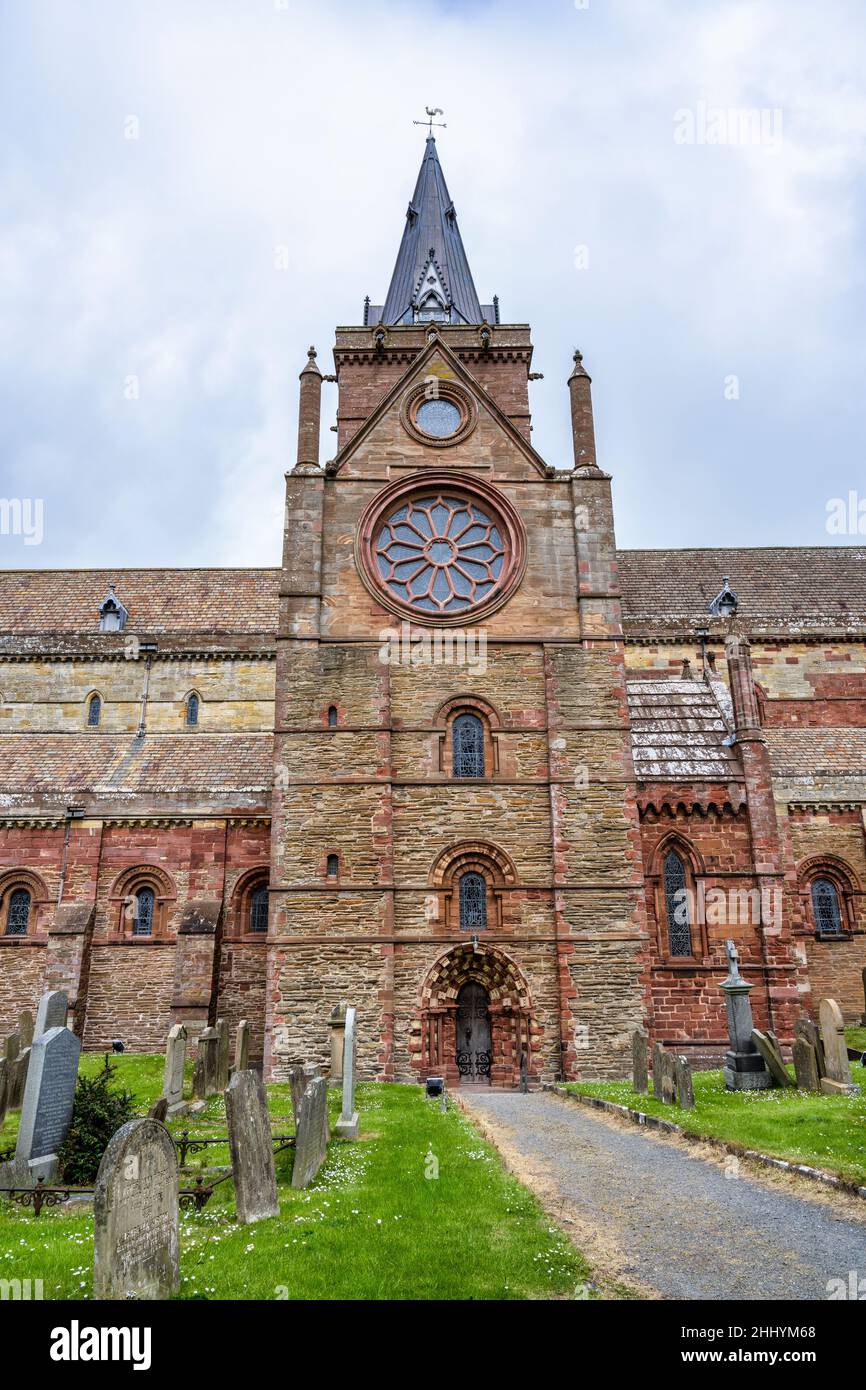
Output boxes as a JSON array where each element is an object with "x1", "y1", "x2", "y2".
[
  {"x1": 720, "y1": 940, "x2": 772, "y2": 1089},
  {"x1": 161, "y1": 1024, "x2": 187, "y2": 1113},
  {"x1": 631, "y1": 1030, "x2": 648, "y2": 1095},
  {"x1": 197, "y1": 1027, "x2": 220, "y2": 1098},
  {"x1": 335, "y1": 1005, "x2": 359, "y2": 1139},
  {"x1": 14, "y1": 1026, "x2": 81, "y2": 1181},
  {"x1": 18, "y1": 1010, "x2": 34, "y2": 1050},
  {"x1": 329, "y1": 1001, "x2": 348, "y2": 1085},
  {"x1": 148, "y1": 1097, "x2": 169, "y2": 1122},
  {"x1": 861, "y1": 966, "x2": 866, "y2": 1026},
  {"x1": 0, "y1": 1057, "x2": 7, "y2": 1128},
  {"x1": 192, "y1": 1050, "x2": 207, "y2": 1101},
  {"x1": 751, "y1": 1029, "x2": 795, "y2": 1087},
  {"x1": 818, "y1": 998, "x2": 859, "y2": 1095},
  {"x1": 234, "y1": 1019, "x2": 250, "y2": 1074},
  {"x1": 292, "y1": 1076, "x2": 328, "y2": 1189},
  {"x1": 675, "y1": 1055, "x2": 695, "y2": 1109},
  {"x1": 288, "y1": 1064, "x2": 306, "y2": 1121},
  {"x1": 792, "y1": 1036, "x2": 820, "y2": 1092},
  {"x1": 660, "y1": 1050, "x2": 678, "y2": 1105},
  {"x1": 651, "y1": 1041, "x2": 665, "y2": 1100},
  {"x1": 34, "y1": 989, "x2": 67, "y2": 1038},
  {"x1": 795, "y1": 1017, "x2": 826, "y2": 1078},
  {"x1": 8, "y1": 1047, "x2": 30, "y2": 1109},
  {"x1": 215, "y1": 1018, "x2": 230, "y2": 1091},
  {"x1": 93, "y1": 1119, "x2": 179, "y2": 1300},
  {"x1": 225, "y1": 1070, "x2": 279, "y2": 1223},
  {"x1": 5, "y1": 1031, "x2": 20, "y2": 1064}
]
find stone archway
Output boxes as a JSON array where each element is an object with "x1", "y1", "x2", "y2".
[{"x1": 413, "y1": 941, "x2": 540, "y2": 1089}]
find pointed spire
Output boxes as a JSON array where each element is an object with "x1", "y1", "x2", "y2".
[{"x1": 381, "y1": 136, "x2": 483, "y2": 326}]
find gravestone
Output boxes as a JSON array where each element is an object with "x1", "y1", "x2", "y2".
[
  {"x1": 15, "y1": 1026, "x2": 81, "y2": 1182},
  {"x1": 861, "y1": 966, "x2": 866, "y2": 1026},
  {"x1": 329, "y1": 1001, "x2": 348, "y2": 1085},
  {"x1": 234, "y1": 1019, "x2": 250, "y2": 1075},
  {"x1": 720, "y1": 940, "x2": 772, "y2": 1089},
  {"x1": 288, "y1": 1064, "x2": 306, "y2": 1121},
  {"x1": 215, "y1": 1018, "x2": 230, "y2": 1091},
  {"x1": 660, "y1": 1050, "x2": 677, "y2": 1105},
  {"x1": 335, "y1": 1006, "x2": 359, "y2": 1139},
  {"x1": 34, "y1": 989, "x2": 67, "y2": 1038},
  {"x1": 751, "y1": 1030, "x2": 795, "y2": 1087},
  {"x1": 818, "y1": 998, "x2": 859, "y2": 1095},
  {"x1": 161, "y1": 1024, "x2": 187, "y2": 1113},
  {"x1": 192, "y1": 1051, "x2": 207, "y2": 1101},
  {"x1": 795, "y1": 1018, "x2": 826, "y2": 1078},
  {"x1": 8, "y1": 1047, "x2": 30, "y2": 1110},
  {"x1": 631, "y1": 1030, "x2": 648, "y2": 1095},
  {"x1": 5, "y1": 1031, "x2": 19, "y2": 1065},
  {"x1": 651, "y1": 1042, "x2": 665, "y2": 1100},
  {"x1": 0, "y1": 1057, "x2": 7, "y2": 1127},
  {"x1": 148, "y1": 1097, "x2": 169, "y2": 1122},
  {"x1": 792, "y1": 1036, "x2": 820, "y2": 1092},
  {"x1": 93, "y1": 1119, "x2": 179, "y2": 1300},
  {"x1": 675, "y1": 1056, "x2": 695, "y2": 1109},
  {"x1": 18, "y1": 1010, "x2": 34, "y2": 1050},
  {"x1": 197, "y1": 1027, "x2": 220, "y2": 1097},
  {"x1": 292, "y1": 1077, "x2": 328, "y2": 1189},
  {"x1": 225, "y1": 1071, "x2": 279, "y2": 1223}
]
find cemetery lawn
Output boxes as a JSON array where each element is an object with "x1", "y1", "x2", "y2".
[
  {"x1": 0, "y1": 1055, "x2": 594, "y2": 1301},
  {"x1": 565, "y1": 1069, "x2": 866, "y2": 1185}
]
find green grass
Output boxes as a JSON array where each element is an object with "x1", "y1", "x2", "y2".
[
  {"x1": 846, "y1": 1027, "x2": 866, "y2": 1053},
  {"x1": 1, "y1": 1055, "x2": 593, "y2": 1300},
  {"x1": 565, "y1": 1067, "x2": 866, "y2": 1186}
]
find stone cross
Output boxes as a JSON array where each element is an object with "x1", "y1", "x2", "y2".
[
  {"x1": 292, "y1": 1077, "x2": 328, "y2": 1189},
  {"x1": 161, "y1": 1024, "x2": 187, "y2": 1113},
  {"x1": 631, "y1": 1030, "x2": 648, "y2": 1095},
  {"x1": 34, "y1": 989, "x2": 68, "y2": 1038},
  {"x1": 334, "y1": 1006, "x2": 359, "y2": 1139},
  {"x1": 234, "y1": 1019, "x2": 250, "y2": 1074},
  {"x1": 720, "y1": 939, "x2": 771, "y2": 1090},
  {"x1": 818, "y1": 998, "x2": 858, "y2": 1095},
  {"x1": 93, "y1": 1119, "x2": 180, "y2": 1300},
  {"x1": 225, "y1": 1070, "x2": 279, "y2": 1223},
  {"x1": 14, "y1": 1026, "x2": 81, "y2": 1182}
]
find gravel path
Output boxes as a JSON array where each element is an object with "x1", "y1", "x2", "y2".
[{"x1": 461, "y1": 1090, "x2": 866, "y2": 1300}]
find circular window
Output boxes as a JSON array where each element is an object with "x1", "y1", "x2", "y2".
[
  {"x1": 415, "y1": 398, "x2": 462, "y2": 438},
  {"x1": 356, "y1": 473, "x2": 526, "y2": 625}
]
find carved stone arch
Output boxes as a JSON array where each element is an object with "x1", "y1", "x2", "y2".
[
  {"x1": 413, "y1": 941, "x2": 541, "y2": 1088},
  {"x1": 796, "y1": 854, "x2": 860, "y2": 935},
  {"x1": 434, "y1": 694, "x2": 501, "y2": 776},
  {"x1": 646, "y1": 831, "x2": 704, "y2": 881},
  {"x1": 646, "y1": 832, "x2": 705, "y2": 962},
  {"x1": 227, "y1": 865, "x2": 271, "y2": 938},
  {"x1": 0, "y1": 868, "x2": 51, "y2": 936},
  {"x1": 109, "y1": 863, "x2": 177, "y2": 939},
  {"x1": 428, "y1": 840, "x2": 518, "y2": 933}
]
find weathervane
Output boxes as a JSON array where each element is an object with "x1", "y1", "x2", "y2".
[{"x1": 414, "y1": 106, "x2": 446, "y2": 135}]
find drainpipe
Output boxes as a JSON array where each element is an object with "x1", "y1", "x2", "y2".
[
  {"x1": 136, "y1": 643, "x2": 158, "y2": 736},
  {"x1": 57, "y1": 805, "x2": 85, "y2": 906}
]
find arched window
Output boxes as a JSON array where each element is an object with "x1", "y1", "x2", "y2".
[
  {"x1": 459, "y1": 872, "x2": 487, "y2": 931},
  {"x1": 186, "y1": 693, "x2": 199, "y2": 727},
  {"x1": 249, "y1": 884, "x2": 269, "y2": 933},
  {"x1": 663, "y1": 851, "x2": 692, "y2": 956},
  {"x1": 452, "y1": 713, "x2": 485, "y2": 778},
  {"x1": 87, "y1": 694, "x2": 101, "y2": 727},
  {"x1": 811, "y1": 877, "x2": 843, "y2": 937},
  {"x1": 132, "y1": 886, "x2": 155, "y2": 937},
  {"x1": 326, "y1": 854, "x2": 339, "y2": 879},
  {"x1": 5, "y1": 888, "x2": 31, "y2": 936},
  {"x1": 327, "y1": 706, "x2": 338, "y2": 728}
]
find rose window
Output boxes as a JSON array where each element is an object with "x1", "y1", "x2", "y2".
[{"x1": 375, "y1": 493, "x2": 506, "y2": 616}]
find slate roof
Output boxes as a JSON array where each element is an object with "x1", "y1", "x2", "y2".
[
  {"x1": 381, "y1": 136, "x2": 483, "y2": 326},
  {"x1": 617, "y1": 547, "x2": 866, "y2": 637},
  {"x1": 627, "y1": 676, "x2": 740, "y2": 781}
]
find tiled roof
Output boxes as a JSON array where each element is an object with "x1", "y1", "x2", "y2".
[
  {"x1": 0, "y1": 569, "x2": 280, "y2": 634},
  {"x1": 765, "y1": 728, "x2": 866, "y2": 778},
  {"x1": 627, "y1": 677, "x2": 740, "y2": 781},
  {"x1": 0, "y1": 733, "x2": 273, "y2": 798},
  {"x1": 617, "y1": 547, "x2": 866, "y2": 636}
]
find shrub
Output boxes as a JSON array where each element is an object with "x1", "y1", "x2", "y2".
[{"x1": 58, "y1": 1055, "x2": 138, "y2": 1184}]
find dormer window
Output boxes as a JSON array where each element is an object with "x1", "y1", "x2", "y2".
[{"x1": 98, "y1": 584, "x2": 129, "y2": 633}]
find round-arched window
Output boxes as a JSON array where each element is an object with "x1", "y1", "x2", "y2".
[{"x1": 415, "y1": 398, "x2": 462, "y2": 438}]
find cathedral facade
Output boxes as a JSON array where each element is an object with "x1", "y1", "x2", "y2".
[{"x1": 2, "y1": 138, "x2": 865, "y2": 1084}]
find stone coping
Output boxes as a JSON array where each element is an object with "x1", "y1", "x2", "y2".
[{"x1": 543, "y1": 1083, "x2": 866, "y2": 1202}]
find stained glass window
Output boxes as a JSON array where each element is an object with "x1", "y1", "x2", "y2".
[
  {"x1": 250, "y1": 884, "x2": 269, "y2": 933},
  {"x1": 812, "y1": 877, "x2": 843, "y2": 936},
  {"x1": 6, "y1": 888, "x2": 31, "y2": 936},
  {"x1": 87, "y1": 694, "x2": 101, "y2": 727},
  {"x1": 452, "y1": 713, "x2": 485, "y2": 778},
  {"x1": 186, "y1": 693, "x2": 199, "y2": 726},
  {"x1": 663, "y1": 851, "x2": 692, "y2": 956},
  {"x1": 459, "y1": 872, "x2": 487, "y2": 931},
  {"x1": 375, "y1": 493, "x2": 506, "y2": 616},
  {"x1": 133, "y1": 887, "x2": 155, "y2": 936},
  {"x1": 415, "y1": 398, "x2": 461, "y2": 437}
]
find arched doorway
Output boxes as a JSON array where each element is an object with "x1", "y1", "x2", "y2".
[{"x1": 455, "y1": 981, "x2": 492, "y2": 1083}]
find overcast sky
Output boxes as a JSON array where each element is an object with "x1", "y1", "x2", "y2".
[{"x1": 1, "y1": 0, "x2": 864, "y2": 571}]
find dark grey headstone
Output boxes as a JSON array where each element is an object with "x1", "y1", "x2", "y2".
[
  {"x1": 225, "y1": 1070, "x2": 279, "y2": 1223},
  {"x1": 8, "y1": 1047, "x2": 30, "y2": 1110},
  {"x1": 15, "y1": 1026, "x2": 81, "y2": 1181},
  {"x1": 34, "y1": 990, "x2": 67, "y2": 1038},
  {"x1": 288, "y1": 1065, "x2": 306, "y2": 1121},
  {"x1": 191, "y1": 1051, "x2": 207, "y2": 1101},
  {"x1": 651, "y1": 1042, "x2": 665, "y2": 1100},
  {"x1": 292, "y1": 1077, "x2": 328, "y2": 1189},
  {"x1": 93, "y1": 1119, "x2": 179, "y2": 1300},
  {"x1": 148, "y1": 1097, "x2": 169, "y2": 1122},
  {"x1": 660, "y1": 1050, "x2": 677, "y2": 1105},
  {"x1": 861, "y1": 966, "x2": 866, "y2": 1026},
  {"x1": 5, "y1": 1031, "x2": 20, "y2": 1064},
  {"x1": 792, "y1": 1037, "x2": 820, "y2": 1092},
  {"x1": 674, "y1": 1055, "x2": 695, "y2": 1109},
  {"x1": 751, "y1": 1029, "x2": 794, "y2": 1087},
  {"x1": 631, "y1": 1030, "x2": 648, "y2": 1095},
  {"x1": 795, "y1": 1018, "x2": 826, "y2": 1078},
  {"x1": 0, "y1": 1057, "x2": 7, "y2": 1127}
]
